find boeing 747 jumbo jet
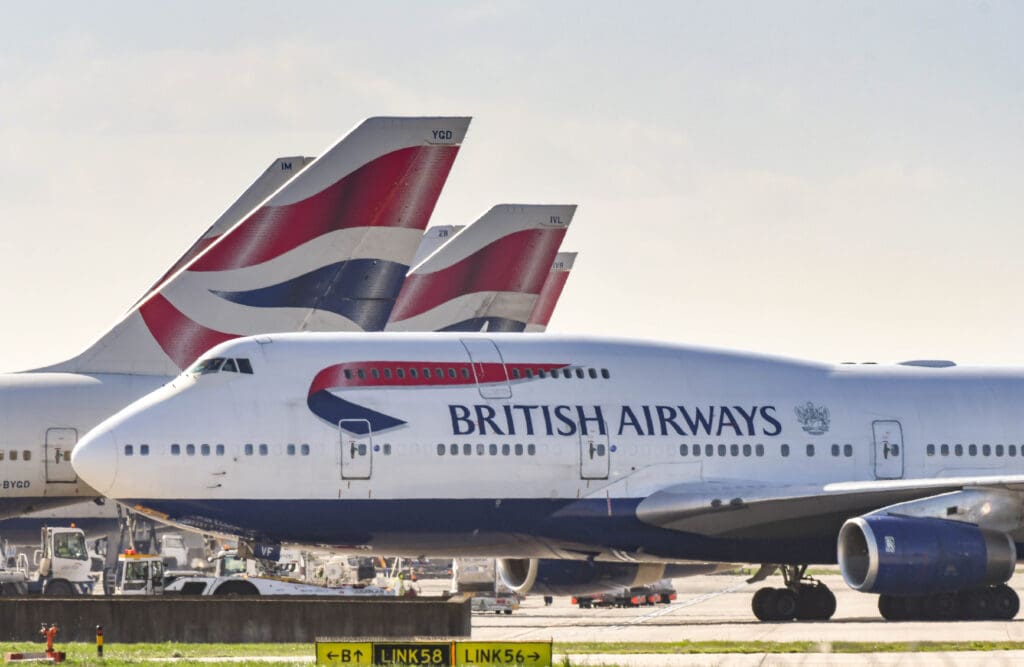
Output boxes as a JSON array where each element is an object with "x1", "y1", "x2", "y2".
[
  {"x1": 73, "y1": 331, "x2": 1024, "y2": 622},
  {"x1": 0, "y1": 117, "x2": 470, "y2": 519},
  {"x1": 386, "y1": 205, "x2": 575, "y2": 332}
]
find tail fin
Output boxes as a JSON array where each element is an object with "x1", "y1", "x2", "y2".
[
  {"x1": 411, "y1": 225, "x2": 465, "y2": 267},
  {"x1": 525, "y1": 251, "x2": 577, "y2": 332},
  {"x1": 136, "y1": 156, "x2": 315, "y2": 304},
  {"x1": 44, "y1": 117, "x2": 471, "y2": 375},
  {"x1": 386, "y1": 204, "x2": 575, "y2": 332}
]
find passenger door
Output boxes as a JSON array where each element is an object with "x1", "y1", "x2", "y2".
[
  {"x1": 461, "y1": 338, "x2": 512, "y2": 399},
  {"x1": 580, "y1": 422, "x2": 610, "y2": 480},
  {"x1": 45, "y1": 428, "x2": 78, "y2": 483},
  {"x1": 339, "y1": 420, "x2": 372, "y2": 480},
  {"x1": 872, "y1": 420, "x2": 904, "y2": 479}
]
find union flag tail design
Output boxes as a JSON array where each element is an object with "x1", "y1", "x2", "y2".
[
  {"x1": 525, "y1": 252, "x2": 577, "y2": 332},
  {"x1": 44, "y1": 117, "x2": 471, "y2": 375},
  {"x1": 385, "y1": 204, "x2": 575, "y2": 332}
]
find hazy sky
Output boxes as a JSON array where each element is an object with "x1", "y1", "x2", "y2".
[{"x1": 1, "y1": 1, "x2": 1022, "y2": 371}]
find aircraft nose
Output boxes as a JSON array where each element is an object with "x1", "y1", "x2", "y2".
[{"x1": 71, "y1": 427, "x2": 118, "y2": 496}]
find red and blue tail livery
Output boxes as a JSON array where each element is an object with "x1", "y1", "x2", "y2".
[
  {"x1": 46, "y1": 118, "x2": 471, "y2": 376},
  {"x1": 386, "y1": 204, "x2": 574, "y2": 332}
]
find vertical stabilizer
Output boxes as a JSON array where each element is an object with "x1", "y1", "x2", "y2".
[
  {"x1": 386, "y1": 204, "x2": 574, "y2": 332},
  {"x1": 411, "y1": 225, "x2": 465, "y2": 267},
  {"x1": 525, "y1": 251, "x2": 577, "y2": 332},
  {"x1": 136, "y1": 156, "x2": 315, "y2": 304},
  {"x1": 42, "y1": 117, "x2": 471, "y2": 375}
]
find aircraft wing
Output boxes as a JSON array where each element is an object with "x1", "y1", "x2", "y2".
[{"x1": 634, "y1": 475, "x2": 1024, "y2": 539}]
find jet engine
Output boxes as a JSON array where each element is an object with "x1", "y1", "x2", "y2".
[
  {"x1": 838, "y1": 514, "x2": 1016, "y2": 596},
  {"x1": 496, "y1": 558, "x2": 714, "y2": 596}
]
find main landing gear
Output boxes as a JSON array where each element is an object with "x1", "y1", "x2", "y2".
[
  {"x1": 750, "y1": 564, "x2": 836, "y2": 622},
  {"x1": 877, "y1": 584, "x2": 1020, "y2": 621}
]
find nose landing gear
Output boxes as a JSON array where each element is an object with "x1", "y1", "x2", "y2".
[{"x1": 750, "y1": 564, "x2": 837, "y2": 621}]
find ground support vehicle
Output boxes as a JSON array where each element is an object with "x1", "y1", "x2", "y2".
[
  {"x1": 111, "y1": 551, "x2": 164, "y2": 595},
  {"x1": 163, "y1": 549, "x2": 397, "y2": 596},
  {"x1": 0, "y1": 527, "x2": 93, "y2": 595},
  {"x1": 471, "y1": 592, "x2": 520, "y2": 614}
]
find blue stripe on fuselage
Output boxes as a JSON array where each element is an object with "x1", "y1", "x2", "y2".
[{"x1": 121, "y1": 497, "x2": 842, "y2": 564}]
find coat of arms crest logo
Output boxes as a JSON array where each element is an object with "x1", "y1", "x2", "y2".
[{"x1": 795, "y1": 401, "x2": 830, "y2": 436}]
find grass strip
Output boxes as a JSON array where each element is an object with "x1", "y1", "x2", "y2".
[
  {"x1": 556, "y1": 640, "x2": 1024, "y2": 654},
  {"x1": 3, "y1": 640, "x2": 1024, "y2": 664}
]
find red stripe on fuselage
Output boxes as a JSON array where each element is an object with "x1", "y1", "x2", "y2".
[
  {"x1": 308, "y1": 361, "x2": 568, "y2": 396},
  {"x1": 190, "y1": 145, "x2": 460, "y2": 272},
  {"x1": 389, "y1": 227, "x2": 566, "y2": 322},
  {"x1": 139, "y1": 294, "x2": 238, "y2": 370}
]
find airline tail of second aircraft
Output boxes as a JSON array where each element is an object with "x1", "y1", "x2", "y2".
[
  {"x1": 385, "y1": 204, "x2": 575, "y2": 332},
  {"x1": 525, "y1": 252, "x2": 577, "y2": 332},
  {"x1": 40, "y1": 117, "x2": 470, "y2": 376}
]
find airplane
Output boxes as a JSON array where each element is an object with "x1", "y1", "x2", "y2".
[
  {"x1": 386, "y1": 205, "x2": 575, "y2": 332},
  {"x1": 525, "y1": 252, "x2": 577, "y2": 333},
  {"x1": 0, "y1": 116, "x2": 470, "y2": 519},
  {"x1": 72, "y1": 330, "x2": 1024, "y2": 622}
]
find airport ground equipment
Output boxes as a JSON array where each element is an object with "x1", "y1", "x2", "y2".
[
  {"x1": 111, "y1": 550, "x2": 164, "y2": 595},
  {"x1": 164, "y1": 548, "x2": 396, "y2": 596},
  {"x1": 0, "y1": 527, "x2": 93, "y2": 596}
]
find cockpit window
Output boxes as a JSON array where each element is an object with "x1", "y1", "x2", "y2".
[
  {"x1": 191, "y1": 358, "x2": 224, "y2": 375},
  {"x1": 189, "y1": 357, "x2": 254, "y2": 376}
]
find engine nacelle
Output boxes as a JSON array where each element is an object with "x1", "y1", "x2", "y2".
[
  {"x1": 496, "y1": 558, "x2": 670, "y2": 597},
  {"x1": 838, "y1": 515, "x2": 1016, "y2": 595}
]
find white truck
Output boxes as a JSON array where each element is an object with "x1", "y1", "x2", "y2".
[
  {"x1": 452, "y1": 558, "x2": 520, "y2": 614},
  {"x1": 111, "y1": 550, "x2": 165, "y2": 595},
  {"x1": 163, "y1": 548, "x2": 397, "y2": 596},
  {"x1": 0, "y1": 527, "x2": 94, "y2": 596}
]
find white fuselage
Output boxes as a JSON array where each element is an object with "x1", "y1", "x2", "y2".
[
  {"x1": 0, "y1": 372, "x2": 168, "y2": 517},
  {"x1": 71, "y1": 332, "x2": 1024, "y2": 563}
]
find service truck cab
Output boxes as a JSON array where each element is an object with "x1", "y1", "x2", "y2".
[
  {"x1": 113, "y1": 551, "x2": 164, "y2": 595},
  {"x1": 0, "y1": 527, "x2": 94, "y2": 595}
]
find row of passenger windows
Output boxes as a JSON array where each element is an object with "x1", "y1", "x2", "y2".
[
  {"x1": 678, "y1": 443, "x2": 855, "y2": 458},
  {"x1": 437, "y1": 443, "x2": 538, "y2": 457},
  {"x1": 927, "y1": 443, "x2": 1022, "y2": 457},
  {"x1": 0, "y1": 450, "x2": 32, "y2": 462},
  {"x1": 125, "y1": 443, "x2": 312, "y2": 457},
  {"x1": 509, "y1": 367, "x2": 610, "y2": 380},
  {"x1": 340, "y1": 365, "x2": 611, "y2": 382}
]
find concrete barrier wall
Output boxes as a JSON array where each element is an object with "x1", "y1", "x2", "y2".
[{"x1": 0, "y1": 596, "x2": 470, "y2": 643}]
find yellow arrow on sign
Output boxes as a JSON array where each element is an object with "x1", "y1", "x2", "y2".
[{"x1": 316, "y1": 642, "x2": 373, "y2": 665}]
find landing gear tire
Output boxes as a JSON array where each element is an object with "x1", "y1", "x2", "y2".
[
  {"x1": 796, "y1": 583, "x2": 837, "y2": 621},
  {"x1": 750, "y1": 564, "x2": 836, "y2": 622},
  {"x1": 926, "y1": 592, "x2": 960, "y2": 621},
  {"x1": 752, "y1": 587, "x2": 778, "y2": 621},
  {"x1": 878, "y1": 586, "x2": 1018, "y2": 621},
  {"x1": 991, "y1": 584, "x2": 1020, "y2": 620}
]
